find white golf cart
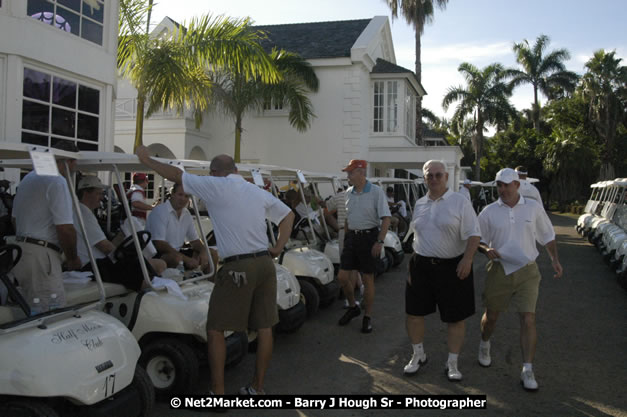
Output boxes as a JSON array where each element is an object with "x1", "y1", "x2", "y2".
[
  {"x1": 0, "y1": 144, "x2": 154, "y2": 416},
  {"x1": 3, "y1": 151, "x2": 248, "y2": 399}
]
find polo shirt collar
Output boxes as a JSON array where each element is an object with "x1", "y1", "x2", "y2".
[
  {"x1": 227, "y1": 173, "x2": 245, "y2": 181},
  {"x1": 351, "y1": 180, "x2": 372, "y2": 194},
  {"x1": 424, "y1": 188, "x2": 452, "y2": 202},
  {"x1": 496, "y1": 194, "x2": 526, "y2": 207}
]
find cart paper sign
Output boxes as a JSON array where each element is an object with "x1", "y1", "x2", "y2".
[
  {"x1": 251, "y1": 169, "x2": 264, "y2": 187},
  {"x1": 297, "y1": 170, "x2": 307, "y2": 184},
  {"x1": 30, "y1": 150, "x2": 60, "y2": 176}
]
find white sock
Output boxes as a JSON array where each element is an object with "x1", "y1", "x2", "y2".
[
  {"x1": 522, "y1": 363, "x2": 533, "y2": 372},
  {"x1": 480, "y1": 339, "x2": 490, "y2": 348},
  {"x1": 359, "y1": 284, "x2": 364, "y2": 296},
  {"x1": 412, "y1": 343, "x2": 424, "y2": 357},
  {"x1": 447, "y1": 353, "x2": 459, "y2": 363}
]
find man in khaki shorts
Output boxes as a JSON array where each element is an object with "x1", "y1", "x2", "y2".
[
  {"x1": 477, "y1": 168, "x2": 563, "y2": 391},
  {"x1": 136, "y1": 148, "x2": 294, "y2": 396}
]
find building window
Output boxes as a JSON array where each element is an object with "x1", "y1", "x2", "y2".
[
  {"x1": 124, "y1": 173, "x2": 155, "y2": 200},
  {"x1": 263, "y1": 98, "x2": 284, "y2": 111},
  {"x1": 373, "y1": 80, "x2": 399, "y2": 133},
  {"x1": 27, "y1": 0, "x2": 105, "y2": 45},
  {"x1": 22, "y1": 67, "x2": 100, "y2": 150}
]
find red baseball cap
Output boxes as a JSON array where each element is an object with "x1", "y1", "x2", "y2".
[
  {"x1": 133, "y1": 173, "x2": 148, "y2": 183},
  {"x1": 342, "y1": 160, "x2": 367, "y2": 172}
]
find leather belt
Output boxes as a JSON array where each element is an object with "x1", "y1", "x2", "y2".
[
  {"x1": 348, "y1": 227, "x2": 379, "y2": 235},
  {"x1": 223, "y1": 250, "x2": 270, "y2": 264},
  {"x1": 415, "y1": 253, "x2": 461, "y2": 265},
  {"x1": 15, "y1": 236, "x2": 62, "y2": 253}
]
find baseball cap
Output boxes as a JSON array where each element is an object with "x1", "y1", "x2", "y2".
[
  {"x1": 463, "y1": 179, "x2": 471, "y2": 185},
  {"x1": 133, "y1": 173, "x2": 148, "y2": 183},
  {"x1": 495, "y1": 168, "x2": 519, "y2": 184},
  {"x1": 342, "y1": 160, "x2": 367, "y2": 172},
  {"x1": 78, "y1": 175, "x2": 106, "y2": 191}
]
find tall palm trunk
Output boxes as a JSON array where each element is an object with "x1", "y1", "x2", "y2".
[
  {"x1": 415, "y1": 25, "x2": 423, "y2": 144},
  {"x1": 234, "y1": 114, "x2": 243, "y2": 163},
  {"x1": 472, "y1": 112, "x2": 484, "y2": 181},
  {"x1": 533, "y1": 83, "x2": 540, "y2": 131},
  {"x1": 133, "y1": 93, "x2": 146, "y2": 152}
]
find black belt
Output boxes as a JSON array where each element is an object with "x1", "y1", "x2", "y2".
[
  {"x1": 348, "y1": 227, "x2": 379, "y2": 235},
  {"x1": 223, "y1": 250, "x2": 270, "y2": 264},
  {"x1": 15, "y1": 236, "x2": 62, "y2": 253},
  {"x1": 415, "y1": 253, "x2": 462, "y2": 265}
]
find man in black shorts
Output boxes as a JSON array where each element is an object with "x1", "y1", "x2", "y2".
[
  {"x1": 404, "y1": 160, "x2": 480, "y2": 381},
  {"x1": 337, "y1": 160, "x2": 391, "y2": 333}
]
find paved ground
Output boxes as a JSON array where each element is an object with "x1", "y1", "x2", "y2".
[{"x1": 154, "y1": 213, "x2": 627, "y2": 417}]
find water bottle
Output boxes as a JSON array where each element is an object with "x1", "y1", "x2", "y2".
[
  {"x1": 31, "y1": 298, "x2": 42, "y2": 316},
  {"x1": 48, "y1": 293, "x2": 59, "y2": 311},
  {"x1": 177, "y1": 261, "x2": 185, "y2": 274}
]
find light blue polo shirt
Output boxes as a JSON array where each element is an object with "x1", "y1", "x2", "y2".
[{"x1": 345, "y1": 181, "x2": 391, "y2": 230}]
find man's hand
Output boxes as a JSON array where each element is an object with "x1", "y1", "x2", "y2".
[
  {"x1": 136, "y1": 145, "x2": 150, "y2": 163},
  {"x1": 183, "y1": 256, "x2": 199, "y2": 270},
  {"x1": 484, "y1": 247, "x2": 501, "y2": 260},
  {"x1": 371, "y1": 241, "x2": 383, "y2": 258},
  {"x1": 456, "y1": 256, "x2": 473, "y2": 279},
  {"x1": 65, "y1": 257, "x2": 82, "y2": 271},
  {"x1": 269, "y1": 246, "x2": 283, "y2": 258},
  {"x1": 552, "y1": 259, "x2": 563, "y2": 278}
]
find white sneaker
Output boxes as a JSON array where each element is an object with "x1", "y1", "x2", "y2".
[
  {"x1": 520, "y1": 369, "x2": 538, "y2": 391},
  {"x1": 478, "y1": 343, "x2": 491, "y2": 367},
  {"x1": 343, "y1": 299, "x2": 360, "y2": 309},
  {"x1": 445, "y1": 361, "x2": 462, "y2": 381},
  {"x1": 403, "y1": 353, "x2": 427, "y2": 375}
]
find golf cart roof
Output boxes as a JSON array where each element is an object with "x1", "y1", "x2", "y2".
[{"x1": 0, "y1": 143, "x2": 81, "y2": 168}]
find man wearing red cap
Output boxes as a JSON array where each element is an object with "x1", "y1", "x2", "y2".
[
  {"x1": 337, "y1": 159, "x2": 391, "y2": 333},
  {"x1": 127, "y1": 173, "x2": 155, "y2": 225}
]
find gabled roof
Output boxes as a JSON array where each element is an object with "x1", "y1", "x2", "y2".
[
  {"x1": 371, "y1": 58, "x2": 427, "y2": 96},
  {"x1": 254, "y1": 19, "x2": 372, "y2": 59},
  {"x1": 372, "y1": 58, "x2": 413, "y2": 75}
]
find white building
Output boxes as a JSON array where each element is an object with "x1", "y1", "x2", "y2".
[
  {"x1": 0, "y1": 0, "x2": 118, "y2": 154},
  {"x1": 115, "y1": 16, "x2": 464, "y2": 189}
]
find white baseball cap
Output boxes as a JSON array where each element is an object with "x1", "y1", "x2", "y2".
[
  {"x1": 78, "y1": 175, "x2": 106, "y2": 190},
  {"x1": 495, "y1": 168, "x2": 519, "y2": 184}
]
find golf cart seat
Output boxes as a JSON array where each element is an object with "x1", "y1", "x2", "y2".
[{"x1": 64, "y1": 281, "x2": 131, "y2": 305}]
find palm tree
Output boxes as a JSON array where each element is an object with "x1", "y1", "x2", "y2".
[
  {"x1": 580, "y1": 49, "x2": 627, "y2": 180},
  {"x1": 118, "y1": 0, "x2": 278, "y2": 151},
  {"x1": 506, "y1": 34, "x2": 579, "y2": 131},
  {"x1": 442, "y1": 63, "x2": 516, "y2": 180},
  {"x1": 207, "y1": 49, "x2": 319, "y2": 162},
  {"x1": 383, "y1": 0, "x2": 449, "y2": 143}
]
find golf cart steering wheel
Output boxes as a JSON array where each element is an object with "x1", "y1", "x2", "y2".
[{"x1": 114, "y1": 231, "x2": 151, "y2": 262}]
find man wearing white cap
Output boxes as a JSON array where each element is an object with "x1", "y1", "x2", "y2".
[
  {"x1": 459, "y1": 179, "x2": 472, "y2": 201},
  {"x1": 514, "y1": 166, "x2": 543, "y2": 207},
  {"x1": 477, "y1": 168, "x2": 563, "y2": 391}
]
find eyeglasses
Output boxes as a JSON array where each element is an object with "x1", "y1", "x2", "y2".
[{"x1": 425, "y1": 172, "x2": 445, "y2": 180}]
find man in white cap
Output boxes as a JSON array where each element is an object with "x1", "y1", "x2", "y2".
[
  {"x1": 514, "y1": 166, "x2": 543, "y2": 207},
  {"x1": 459, "y1": 179, "x2": 472, "y2": 201},
  {"x1": 477, "y1": 168, "x2": 563, "y2": 391}
]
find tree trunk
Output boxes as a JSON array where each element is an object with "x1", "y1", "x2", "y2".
[
  {"x1": 415, "y1": 21, "x2": 423, "y2": 145},
  {"x1": 533, "y1": 84, "x2": 540, "y2": 131},
  {"x1": 234, "y1": 115, "x2": 242, "y2": 163},
  {"x1": 133, "y1": 94, "x2": 145, "y2": 152},
  {"x1": 473, "y1": 112, "x2": 484, "y2": 181}
]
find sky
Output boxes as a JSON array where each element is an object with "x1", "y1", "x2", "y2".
[{"x1": 150, "y1": 0, "x2": 627, "y2": 121}]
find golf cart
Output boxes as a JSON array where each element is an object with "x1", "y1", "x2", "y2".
[{"x1": 0, "y1": 144, "x2": 154, "y2": 416}]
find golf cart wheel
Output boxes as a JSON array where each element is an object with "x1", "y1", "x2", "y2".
[
  {"x1": 298, "y1": 278, "x2": 320, "y2": 317},
  {"x1": 130, "y1": 365, "x2": 155, "y2": 417},
  {"x1": 139, "y1": 338, "x2": 199, "y2": 400},
  {"x1": 0, "y1": 399, "x2": 59, "y2": 417}
]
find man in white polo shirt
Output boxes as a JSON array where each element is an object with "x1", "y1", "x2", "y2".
[
  {"x1": 146, "y1": 183, "x2": 210, "y2": 272},
  {"x1": 403, "y1": 160, "x2": 480, "y2": 382},
  {"x1": 136, "y1": 147, "x2": 294, "y2": 396},
  {"x1": 477, "y1": 168, "x2": 562, "y2": 391},
  {"x1": 12, "y1": 143, "x2": 82, "y2": 311},
  {"x1": 515, "y1": 165, "x2": 543, "y2": 207}
]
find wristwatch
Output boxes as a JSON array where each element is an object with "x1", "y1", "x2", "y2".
[{"x1": 377, "y1": 239, "x2": 384, "y2": 244}]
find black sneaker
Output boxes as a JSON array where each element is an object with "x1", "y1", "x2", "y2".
[
  {"x1": 338, "y1": 305, "x2": 361, "y2": 325},
  {"x1": 361, "y1": 316, "x2": 373, "y2": 333}
]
